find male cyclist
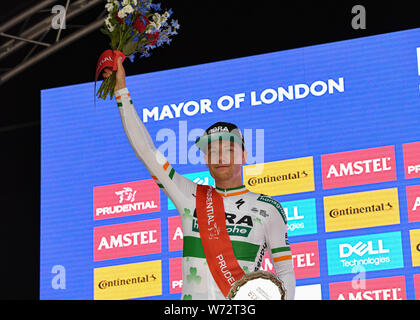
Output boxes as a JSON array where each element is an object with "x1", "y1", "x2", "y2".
[{"x1": 102, "y1": 58, "x2": 296, "y2": 300}]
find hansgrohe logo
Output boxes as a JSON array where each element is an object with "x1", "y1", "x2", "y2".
[{"x1": 191, "y1": 211, "x2": 253, "y2": 237}]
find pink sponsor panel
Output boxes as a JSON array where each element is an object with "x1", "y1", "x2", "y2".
[
  {"x1": 414, "y1": 274, "x2": 420, "y2": 300},
  {"x1": 93, "y1": 219, "x2": 161, "y2": 261},
  {"x1": 261, "y1": 251, "x2": 275, "y2": 275},
  {"x1": 168, "y1": 216, "x2": 183, "y2": 252},
  {"x1": 403, "y1": 141, "x2": 420, "y2": 179},
  {"x1": 406, "y1": 185, "x2": 420, "y2": 223},
  {"x1": 93, "y1": 179, "x2": 160, "y2": 220},
  {"x1": 321, "y1": 146, "x2": 396, "y2": 189},
  {"x1": 290, "y1": 241, "x2": 320, "y2": 279},
  {"x1": 329, "y1": 276, "x2": 406, "y2": 300},
  {"x1": 261, "y1": 241, "x2": 320, "y2": 279},
  {"x1": 169, "y1": 257, "x2": 183, "y2": 294}
]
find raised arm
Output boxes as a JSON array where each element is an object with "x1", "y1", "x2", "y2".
[{"x1": 102, "y1": 58, "x2": 195, "y2": 209}]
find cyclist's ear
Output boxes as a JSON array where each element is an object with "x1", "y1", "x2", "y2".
[
  {"x1": 203, "y1": 152, "x2": 210, "y2": 168},
  {"x1": 242, "y1": 149, "x2": 248, "y2": 165}
]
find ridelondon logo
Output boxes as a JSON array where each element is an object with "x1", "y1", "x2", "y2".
[
  {"x1": 93, "y1": 179, "x2": 160, "y2": 220},
  {"x1": 329, "y1": 276, "x2": 406, "y2": 300}
]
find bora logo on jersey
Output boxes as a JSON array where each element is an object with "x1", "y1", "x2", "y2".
[{"x1": 191, "y1": 209, "x2": 253, "y2": 237}]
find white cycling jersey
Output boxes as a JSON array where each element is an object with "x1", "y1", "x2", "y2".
[{"x1": 115, "y1": 87, "x2": 296, "y2": 300}]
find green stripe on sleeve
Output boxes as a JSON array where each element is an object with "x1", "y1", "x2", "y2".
[
  {"x1": 182, "y1": 236, "x2": 260, "y2": 262},
  {"x1": 169, "y1": 168, "x2": 175, "y2": 179},
  {"x1": 271, "y1": 246, "x2": 291, "y2": 254}
]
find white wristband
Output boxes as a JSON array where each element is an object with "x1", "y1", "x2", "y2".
[{"x1": 115, "y1": 87, "x2": 129, "y2": 96}]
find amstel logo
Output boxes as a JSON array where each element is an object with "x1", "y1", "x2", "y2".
[
  {"x1": 329, "y1": 276, "x2": 406, "y2": 300},
  {"x1": 321, "y1": 146, "x2": 396, "y2": 189},
  {"x1": 323, "y1": 188, "x2": 400, "y2": 232},
  {"x1": 243, "y1": 157, "x2": 314, "y2": 196},
  {"x1": 93, "y1": 219, "x2": 161, "y2": 261},
  {"x1": 94, "y1": 260, "x2": 162, "y2": 300},
  {"x1": 406, "y1": 185, "x2": 420, "y2": 223}
]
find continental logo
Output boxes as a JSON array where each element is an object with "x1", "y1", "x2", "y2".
[
  {"x1": 243, "y1": 157, "x2": 314, "y2": 196},
  {"x1": 324, "y1": 188, "x2": 400, "y2": 232},
  {"x1": 247, "y1": 171, "x2": 308, "y2": 186},
  {"x1": 409, "y1": 229, "x2": 420, "y2": 267},
  {"x1": 98, "y1": 274, "x2": 158, "y2": 290},
  {"x1": 328, "y1": 202, "x2": 393, "y2": 218},
  {"x1": 94, "y1": 261, "x2": 161, "y2": 300}
]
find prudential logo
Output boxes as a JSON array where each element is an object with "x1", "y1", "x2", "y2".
[{"x1": 326, "y1": 232, "x2": 403, "y2": 275}]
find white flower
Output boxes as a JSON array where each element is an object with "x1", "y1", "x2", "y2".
[
  {"x1": 117, "y1": 10, "x2": 126, "y2": 19},
  {"x1": 152, "y1": 13, "x2": 160, "y2": 23},
  {"x1": 122, "y1": 0, "x2": 129, "y2": 6},
  {"x1": 105, "y1": 3, "x2": 114, "y2": 12},
  {"x1": 117, "y1": 5, "x2": 133, "y2": 19},
  {"x1": 151, "y1": 12, "x2": 168, "y2": 24},
  {"x1": 104, "y1": 16, "x2": 115, "y2": 32},
  {"x1": 132, "y1": 0, "x2": 137, "y2": 5},
  {"x1": 124, "y1": 4, "x2": 134, "y2": 14},
  {"x1": 145, "y1": 21, "x2": 161, "y2": 34}
]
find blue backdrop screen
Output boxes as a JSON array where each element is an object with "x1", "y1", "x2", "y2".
[{"x1": 41, "y1": 28, "x2": 420, "y2": 300}]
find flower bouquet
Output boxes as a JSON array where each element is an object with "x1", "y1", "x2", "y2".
[{"x1": 95, "y1": 0, "x2": 180, "y2": 101}]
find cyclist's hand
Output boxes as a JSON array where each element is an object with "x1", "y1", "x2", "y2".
[{"x1": 102, "y1": 56, "x2": 126, "y2": 91}]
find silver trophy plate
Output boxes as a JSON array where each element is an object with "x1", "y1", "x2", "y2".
[{"x1": 227, "y1": 270, "x2": 287, "y2": 300}]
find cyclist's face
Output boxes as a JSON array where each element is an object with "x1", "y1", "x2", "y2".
[{"x1": 204, "y1": 140, "x2": 246, "y2": 181}]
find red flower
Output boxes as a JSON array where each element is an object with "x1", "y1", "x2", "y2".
[
  {"x1": 114, "y1": 11, "x2": 123, "y2": 24},
  {"x1": 133, "y1": 14, "x2": 150, "y2": 33},
  {"x1": 147, "y1": 32, "x2": 159, "y2": 45}
]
